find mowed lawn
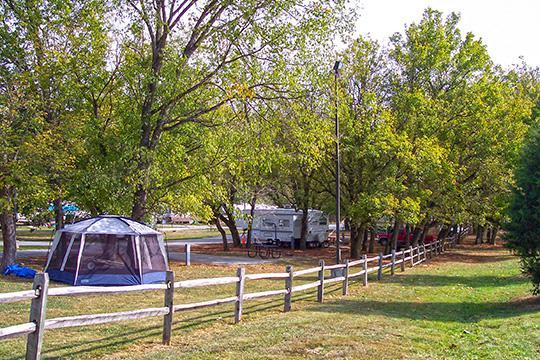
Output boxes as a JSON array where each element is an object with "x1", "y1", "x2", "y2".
[
  {"x1": 1, "y1": 246, "x2": 539, "y2": 359},
  {"x1": 1, "y1": 226, "x2": 223, "y2": 244}
]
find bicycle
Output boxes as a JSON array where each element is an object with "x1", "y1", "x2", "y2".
[{"x1": 247, "y1": 243, "x2": 282, "y2": 259}]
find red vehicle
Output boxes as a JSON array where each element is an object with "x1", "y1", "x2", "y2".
[{"x1": 377, "y1": 228, "x2": 435, "y2": 249}]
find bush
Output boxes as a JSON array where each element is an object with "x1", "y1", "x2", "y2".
[{"x1": 505, "y1": 125, "x2": 540, "y2": 295}]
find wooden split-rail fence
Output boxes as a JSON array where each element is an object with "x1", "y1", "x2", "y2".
[{"x1": 0, "y1": 237, "x2": 456, "y2": 359}]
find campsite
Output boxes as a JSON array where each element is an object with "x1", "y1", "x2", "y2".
[{"x1": 1, "y1": 0, "x2": 540, "y2": 359}]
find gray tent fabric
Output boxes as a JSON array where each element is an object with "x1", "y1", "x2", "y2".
[{"x1": 44, "y1": 216, "x2": 168, "y2": 286}]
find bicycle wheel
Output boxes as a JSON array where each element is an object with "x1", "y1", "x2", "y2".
[
  {"x1": 259, "y1": 247, "x2": 270, "y2": 259},
  {"x1": 247, "y1": 246, "x2": 258, "y2": 258},
  {"x1": 271, "y1": 249, "x2": 282, "y2": 259}
]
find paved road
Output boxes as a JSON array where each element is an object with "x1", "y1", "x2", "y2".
[
  {"x1": 167, "y1": 236, "x2": 231, "y2": 246},
  {"x1": 168, "y1": 252, "x2": 273, "y2": 265}
]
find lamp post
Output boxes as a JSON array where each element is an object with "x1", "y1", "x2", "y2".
[{"x1": 333, "y1": 60, "x2": 343, "y2": 264}]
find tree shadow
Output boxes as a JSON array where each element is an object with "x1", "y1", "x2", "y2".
[
  {"x1": 381, "y1": 273, "x2": 528, "y2": 288},
  {"x1": 436, "y1": 252, "x2": 514, "y2": 264},
  {"x1": 36, "y1": 289, "x2": 326, "y2": 359},
  {"x1": 311, "y1": 297, "x2": 540, "y2": 323}
]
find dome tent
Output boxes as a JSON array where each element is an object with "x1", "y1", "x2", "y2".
[{"x1": 44, "y1": 215, "x2": 169, "y2": 286}]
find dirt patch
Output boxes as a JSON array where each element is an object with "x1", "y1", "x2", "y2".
[
  {"x1": 186, "y1": 243, "x2": 350, "y2": 264},
  {"x1": 433, "y1": 245, "x2": 514, "y2": 264},
  {"x1": 507, "y1": 295, "x2": 540, "y2": 310}
]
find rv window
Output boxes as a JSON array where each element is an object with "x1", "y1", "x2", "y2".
[
  {"x1": 319, "y1": 218, "x2": 328, "y2": 225},
  {"x1": 262, "y1": 219, "x2": 275, "y2": 227},
  {"x1": 278, "y1": 219, "x2": 290, "y2": 227}
]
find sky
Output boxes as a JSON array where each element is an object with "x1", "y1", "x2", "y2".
[{"x1": 354, "y1": 0, "x2": 540, "y2": 67}]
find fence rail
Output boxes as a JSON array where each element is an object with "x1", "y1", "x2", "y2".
[{"x1": 0, "y1": 236, "x2": 457, "y2": 359}]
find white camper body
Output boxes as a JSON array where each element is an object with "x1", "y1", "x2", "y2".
[{"x1": 242, "y1": 208, "x2": 329, "y2": 247}]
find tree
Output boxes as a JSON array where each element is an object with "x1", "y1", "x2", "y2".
[
  {"x1": 506, "y1": 125, "x2": 540, "y2": 295},
  {"x1": 388, "y1": 8, "x2": 529, "y2": 244},
  {"x1": 113, "y1": 0, "x2": 349, "y2": 221},
  {"x1": 324, "y1": 37, "x2": 405, "y2": 258}
]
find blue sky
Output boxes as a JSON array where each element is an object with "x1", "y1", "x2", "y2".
[{"x1": 355, "y1": 0, "x2": 540, "y2": 67}]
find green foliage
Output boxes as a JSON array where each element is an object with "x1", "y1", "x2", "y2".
[{"x1": 505, "y1": 125, "x2": 540, "y2": 294}]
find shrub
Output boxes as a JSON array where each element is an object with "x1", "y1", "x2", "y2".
[{"x1": 505, "y1": 125, "x2": 540, "y2": 295}]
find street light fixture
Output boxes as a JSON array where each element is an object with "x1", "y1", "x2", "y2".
[{"x1": 333, "y1": 60, "x2": 343, "y2": 264}]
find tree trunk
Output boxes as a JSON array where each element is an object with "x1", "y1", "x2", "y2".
[
  {"x1": 0, "y1": 186, "x2": 17, "y2": 269},
  {"x1": 246, "y1": 196, "x2": 257, "y2": 247},
  {"x1": 131, "y1": 185, "x2": 148, "y2": 221},
  {"x1": 368, "y1": 227, "x2": 376, "y2": 253},
  {"x1": 220, "y1": 208, "x2": 240, "y2": 247},
  {"x1": 350, "y1": 223, "x2": 364, "y2": 259},
  {"x1": 420, "y1": 223, "x2": 429, "y2": 244},
  {"x1": 456, "y1": 224, "x2": 464, "y2": 244},
  {"x1": 214, "y1": 218, "x2": 228, "y2": 251},
  {"x1": 361, "y1": 224, "x2": 369, "y2": 252},
  {"x1": 412, "y1": 226, "x2": 422, "y2": 247},
  {"x1": 389, "y1": 219, "x2": 402, "y2": 252},
  {"x1": 438, "y1": 225, "x2": 450, "y2": 241},
  {"x1": 475, "y1": 225, "x2": 484, "y2": 245},
  {"x1": 53, "y1": 198, "x2": 64, "y2": 230},
  {"x1": 299, "y1": 207, "x2": 308, "y2": 250},
  {"x1": 404, "y1": 224, "x2": 410, "y2": 248},
  {"x1": 490, "y1": 225, "x2": 498, "y2": 245}
]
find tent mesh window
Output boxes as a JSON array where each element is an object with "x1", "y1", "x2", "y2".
[
  {"x1": 140, "y1": 235, "x2": 167, "y2": 274},
  {"x1": 64, "y1": 234, "x2": 81, "y2": 272},
  {"x1": 48, "y1": 232, "x2": 75, "y2": 271},
  {"x1": 78, "y1": 234, "x2": 139, "y2": 276}
]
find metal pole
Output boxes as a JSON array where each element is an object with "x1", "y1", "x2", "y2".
[{"x1": 334, "y1": 62, "x2": 341, "y2": 264}]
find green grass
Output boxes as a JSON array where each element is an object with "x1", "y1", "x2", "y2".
[
  {"x1": 0, "y1": 246, "x2": 538, "y2": 359},
  {"x1": 162, "y1": 229, "x2": 224, "y2": 241},
  {"x1": 8, "y1": 226, "x2": 223, "y2": 243}
]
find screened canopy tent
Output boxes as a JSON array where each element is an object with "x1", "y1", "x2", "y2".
[{"x1": 44, "y1": 215, "x2": 169, "y2": 286}]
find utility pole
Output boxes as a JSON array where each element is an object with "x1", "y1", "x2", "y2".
[{"x1": 333, "y1": 60, "x2": 343, "y2": 264}]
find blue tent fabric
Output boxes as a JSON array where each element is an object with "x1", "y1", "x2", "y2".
[
  {"x1": 47, "y1": 270, "x2": 167, "y2": 286},
  {"x1": 44, "y1": 216, "x2": 169, "y2": 286},
  {"x1": 3, "y1": 264, "x2": 36, "y2": 279}
]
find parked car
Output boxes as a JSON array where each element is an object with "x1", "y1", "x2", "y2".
[{"x1": 377, "y1": 228, "x2": 435, "y2": 249}]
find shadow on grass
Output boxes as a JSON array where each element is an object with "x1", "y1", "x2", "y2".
[
  {"x1": 435, "y1": 252, "x2": 515, "y2": 264},
  {"x1": 381, "y1": 273, "x2": 528, "y2": 288},
  {"x1": 34, "y1": 286, "x2": 338, "y2": 359},
  {"x1": 310, "y1": 297, "x2": 540, "y2": 323}
]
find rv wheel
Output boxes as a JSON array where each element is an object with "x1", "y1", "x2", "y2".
[{"x1": 322, "y1": 241, "x2": 330, "y2": 248}]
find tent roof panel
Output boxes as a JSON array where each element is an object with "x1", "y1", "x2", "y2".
[{"x1": 63, "y1": 216, "x2": 161, "y2": 235}]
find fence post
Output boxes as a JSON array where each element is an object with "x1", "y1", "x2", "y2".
[
  {"x1": 377, "y1": 252, "x2": 383, "y2": 281},
  {"x1": 234, "y1": 267, "x2": 245, "y2": 323},
  {"x1": 422, "y1": 244, "x2": 427, "y2": 262},
  {"x1": 26, "y1": 273, "x2": 49, "y2": 360},
  {"x1": 390, "y1": 250, "x2": 396, "y2": 275},
  {"x1": 162, "y1": 270, "x2": 175, "y2": 345},
  {"x1": 284, "y1": 265, "x2": 293, "y2": 312},
  {"x1": 409, "y1": 246, "x2": 414, "y2": 267},
  {"x1": 184, "y1": 244, "x2": 191, "y2": 266},
  {"x1": 400, "y1": 249, "x2": 405, "y2": 272},
  {"x1": 362, "y1": 255, "x2": 368, "y2": 286},
  {"x1": 342, "y1": 259, "x2": 349, "y2": 295},
  {"x1": 317, "y1": 260, "x2": 325, "y2": 303}
]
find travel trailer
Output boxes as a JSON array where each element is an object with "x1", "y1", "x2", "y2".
[{"x1": 239, "y1": 208, "x2": 330, "y2": 248}]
